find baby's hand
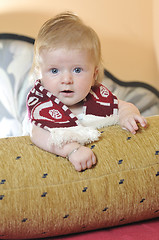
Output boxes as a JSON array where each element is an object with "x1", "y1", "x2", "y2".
[
  {"x1": 67, "y1": 145, "x2": 96, "y2": 172},
  {"x1": 120, "y1": 114, "x2": 147, "y2": 134},
  {"x1": 118, "y1": 100, "x2": 147, "y2": 134}
]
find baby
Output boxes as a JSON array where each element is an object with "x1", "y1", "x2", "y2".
[{"x1": 26, "y1": 12, "x2": 147, "y2": 171}]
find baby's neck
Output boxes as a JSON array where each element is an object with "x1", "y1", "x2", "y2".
[{"x1": 69, "y1": 101, "x2": 84, "y2": 116}]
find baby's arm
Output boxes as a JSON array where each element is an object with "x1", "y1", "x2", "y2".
[
  {"x1": 31, "y1": 124, "x2": 96, "y2": 172},
  {"x1": 118, "y1": 100, "x2": 147, "y2": 134}
]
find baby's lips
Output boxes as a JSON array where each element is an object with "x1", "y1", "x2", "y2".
[{"x1": 61, "y1": 90, "x2": 73, "y2": 93}]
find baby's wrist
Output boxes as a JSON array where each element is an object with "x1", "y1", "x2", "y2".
[{"x1": 66, "y1": 145, "x2": 82, "y2": 160}]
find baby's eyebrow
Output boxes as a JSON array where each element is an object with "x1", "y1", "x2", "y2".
[{"x1": 48, "y1": 65, "x2": 58, "y2": 68}]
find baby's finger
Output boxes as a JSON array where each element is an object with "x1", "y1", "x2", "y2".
[
  {"x1": 123, "y1": 120, "x2": 137, "y2": 134},
  {"x1": 129, "y1": 118, "x2": 139, "y2": 131},
  {"x1": 74, "y1": 163, "x2": 82, "y2": 172},
  {"x1": 86, "y1": 160, "x2": 93, "y2": 169},
  {"x1": 135, "y1": 115, "x2": 147, "y2": 127},
  {"x1": 92, "y1": 154, "x2": 96, "y2": 165},
  {"x1": 81, "y1": 162, "x2": 87, "y2": 170}
]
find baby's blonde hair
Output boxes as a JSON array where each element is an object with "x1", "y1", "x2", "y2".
[{"x1": 32, "y1": 12, "x2": 104, "y2": 84}]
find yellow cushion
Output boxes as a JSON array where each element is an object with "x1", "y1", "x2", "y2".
[{"x1": 0, "y1": 116, "x2": 159, "y2": 239}]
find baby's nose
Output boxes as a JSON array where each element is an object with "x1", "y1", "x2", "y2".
[{"x1": 62, "y1": 72, "x2": 73, "y2": 84}]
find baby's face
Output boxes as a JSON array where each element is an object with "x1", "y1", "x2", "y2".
[{"x1": 39, "y1": 48, "x2": 98, "y2": 107}]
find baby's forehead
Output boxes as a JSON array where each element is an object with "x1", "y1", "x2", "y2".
[
  {"x1": 38, "y1": 47, "x2": 96, "y2": 68},
  {"x1": 39, "y1": 47, "x2": 94, "y2": 58}
]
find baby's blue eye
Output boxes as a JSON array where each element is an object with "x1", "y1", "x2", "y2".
[
  {"x1": 51, "y1": 68, "x2": 58, "y2": 74},
  {"x1": 74, "y1": 67, "x2": 82, "y2": 73}
]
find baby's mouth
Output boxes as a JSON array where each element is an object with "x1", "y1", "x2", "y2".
[
  {"x1": 61, "y1": 90, "x2": 73, "y2": 93},
  {"x1": 62, "y1": 90, "x2": 72, "y2": 93},
  {"x1": 60, "y1": 90, "x2": 74, "y2": 96}
]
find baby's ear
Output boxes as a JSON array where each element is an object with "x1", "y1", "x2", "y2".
[{"x1": 93, "y1": 67, "x2": 99, "y2": 84}]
